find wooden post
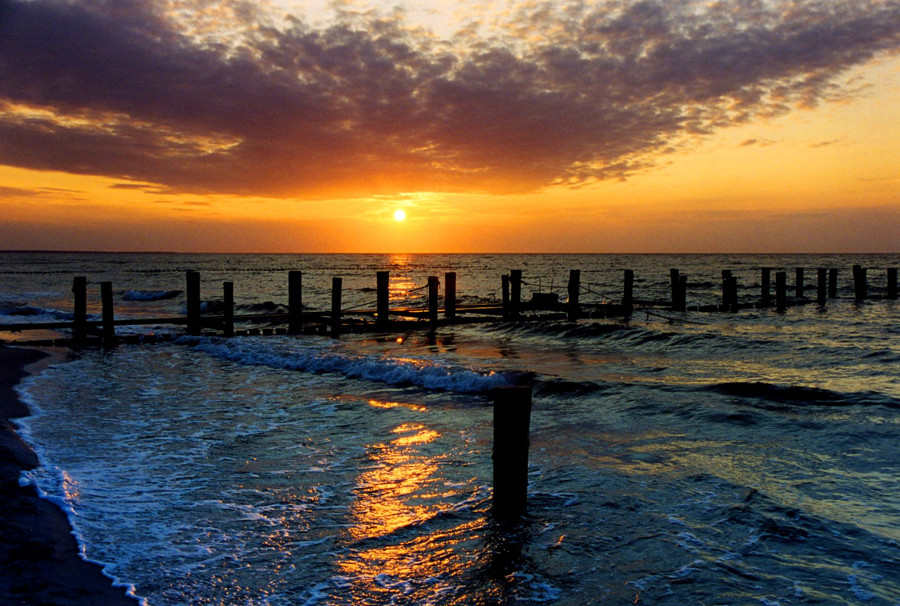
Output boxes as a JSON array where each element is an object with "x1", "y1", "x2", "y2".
[
  {"x1": 670, "y1": 269, "x2": 683, "y2": 311},
  {"x1": 101, "y1": 281, "x2": 115, "y2": 345},
  {"x1": 567, "y1": 269, "x2": 581, "y2": 321},
  {"x1": 331, "y1": 277, "x2": 342, "y2": 336},
  {"x1": 726, "y1": 275, "x2": 738, "y2": 312},
  {"x1": 501, "y1": 274, "x2": 510, "y2": 320},
  {"x1": 376, "y1": 271, "x2": 390, "y2": 328},
  {"x1": 721, "y1": 270, "x2": 732, "y2": 311},
  {"x1": 288, "y1": 271, "x2": 303, "y2": 334},
  {"x1": 445, "y1": 272, "x2": 457, "y2": 319},
  {"x1": 775, "y1": 271, "x2": 787, "y2": 313},
  {"x1": 492, "y1": 386, "x2": 532, "y2": 520},
  {"x1": 817, "y1": 268, "x2": 827, "y2": 306},
  {"x1": 853, "y1": 264, "x2": 867, "y2": 301},
  {"x1": 795, "y1": 267, "x2": 804, "y2": 300},
  {"x1": 888, "y1": 268, "x2": 898, "y2": 300},
  {"x1": 186, "y1": 271, "x2": 201, "y2": 336},
  {"x1": 72, "y1": 276, "x2": 87, "y2": 345},
  {"x1": 427, "y1": 276, "x2": 439, "y2": 325},
  {"x1": 828, "y1": 268, "x2": 838, "y2": 299},
  {"x1": 623, "y1": 269, "x2": 634, "y2": 315},
  {"x1": 510, "y1": 270, "x2": 522, "y2": 320},
  {"x1": 223, "y1": 281, "x2": 234, "y2": 337},
  {"x1": 760, "y1": 268, "x2": 771, "y2": 308}
]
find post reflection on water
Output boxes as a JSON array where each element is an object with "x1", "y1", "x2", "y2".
[{"x1": 334, "y1": 399, "x2": 491, "y2": 604}]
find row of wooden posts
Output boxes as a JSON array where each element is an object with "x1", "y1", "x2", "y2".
[{"x1": 15, "y1": 263, "x2": 899, "y2": 347}]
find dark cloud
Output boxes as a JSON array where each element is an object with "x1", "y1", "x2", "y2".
[{"x1": 0, "y1": 0, "x2": 898, "y2": 197}]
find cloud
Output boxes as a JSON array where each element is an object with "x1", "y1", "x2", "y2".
[{"x1": 0, "y1": 0, "x2": 898, "y2": 198}]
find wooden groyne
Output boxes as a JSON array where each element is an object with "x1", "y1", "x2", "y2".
[{"x1": 1, "y1": 263, "x2": 897, "y2": 347}]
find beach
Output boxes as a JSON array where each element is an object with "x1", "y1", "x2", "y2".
[{"x1": 0, "y1": 345, "x2": 137, "y2": 605}]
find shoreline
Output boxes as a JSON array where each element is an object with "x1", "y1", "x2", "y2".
[{"x1": 0, "y1": 345, "x2": 138, "y2": 605}]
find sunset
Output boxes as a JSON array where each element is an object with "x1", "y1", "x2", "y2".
[
  {"x1": 1, "y1": 0, "x2": 898, "y2": 252},
  {"x1": 2, "y1": 2, "x2": 900, "y2": 605}
]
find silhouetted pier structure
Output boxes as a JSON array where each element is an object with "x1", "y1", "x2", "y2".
[{"x1": 2, "y1": 263, "x2": 898, "y2": 348}]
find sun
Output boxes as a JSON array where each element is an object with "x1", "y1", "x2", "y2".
[{"x1": 393, "y1": 209, "x2": 406, "y2": 221}]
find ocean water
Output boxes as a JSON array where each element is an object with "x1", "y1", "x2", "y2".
[{"x1": 2, "y1": 252, "x2": 899, "y2": 605}]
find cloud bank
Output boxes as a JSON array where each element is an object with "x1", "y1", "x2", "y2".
[{"x1": 1, "y1": 0, "x2": 898, "y2": 198}]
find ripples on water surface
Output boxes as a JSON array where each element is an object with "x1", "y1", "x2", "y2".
[{"x1": 4, "y1": 253, "x2": 900, "y2": 604}]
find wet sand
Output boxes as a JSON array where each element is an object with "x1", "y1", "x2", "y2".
[{"x1": 0, "y1": 345, "x2": 138, "y2": 605}]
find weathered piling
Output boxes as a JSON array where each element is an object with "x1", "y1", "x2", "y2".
[
  {"x1": 670, "y1": 269, "x2": 686, "y2": 311},
  {"x1": 331, "y1": 277, "x2": 342, "y2": 335},
  {"x1": 795, "y1": 267, "x2": 804, "y2": 300},
  {"x1": 376, "y1": 271, "x2": 390, "y2": 328},
  {"x1": 760, "y1": 268, "x2": 771, "y2": 308},
  {"x1": 567, "y1": 269, "x2": 581, "y2": 321},
  {"x1": 722, "y1": 270, "x2": 738, "y2": 312},
  {"x1": 817, "y1": 269, "x2": 827, "y2": 306},
  {"x1": 828, "y1": 268, "x2": 838, "y2": 299},
  {"x1": 445, "y1": 272, "x2": 457, "y2": 319},
  {"x1": 101, "y1": 281, "x2": 116, "y2": 344},
  {"x1": 887, "y1": 268, "x2": 898, "y2": 300},
  {"x1": 72, "y1": 276, "x2": 87, "y2": 345},
  {"x1": 428, "y1": 276, "x2": 439, "y2": 324},
  {"x1": 853, "y1": 265, "x2": 867, "y2": 301},
  {"x1": 186, "y1": 271, "x2": 201, "y2": 336},
  {"x1": 727, "y1": 275, "x2": 738, "y2": 312},
  {"x1": 623, "y1": 269, "x2": 634, "y2": 315},
  {"x1": 288, "y1": 271, "x2": 303, "y2": 334},
  {"x1": 492, "y1": 386, "x2": 532, "y2": 520},
  {"x1": 510, "y1": 270, "x2": 523, "y2": 320},
  {"x1": 223, "y1": 282, "x2": 234, "y2": 337},
  {"x1": 501, "y1": 275, "x2": 510, "y2": 320},
  {"x1": 775, "y1": 271, "x2": 787, "y2": 313}
]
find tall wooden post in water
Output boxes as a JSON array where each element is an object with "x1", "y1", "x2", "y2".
[
  {"x1": 331, "y1": 277, "x2": 342, "y2": 336},
  {"x1": 888, "y1": 268, "x2": 898, "y2": 300},
  {"x1": 492, "y1": 386, "x2": 532, "y2": 520},
  {"x1": 445, "y1": 272, "x2": 457, "y2": 319},
  {"x1": 853, "y1": 265, "x2": 867, "y2": 301},
  {"x1": 623, "y1": 270, "x2": 634, "y2": 315},
  {"x1": 775, "y1": 271, "x2": 787, "y2": 313},
  {"x1": 101, "y1": 281, "x2": 116, "y2": 345},
  {"x1": 72, "y1": 276, "x2": 87, "y2": 346},
  {"x1": 817, "y1": 269, "x2": 827, "y2": 306},
  {"x1": 376, "y1": 271, "x2": 390, "y2": 328},
  {"x1": 828, "y1": 268, "x2": 838, "y2": 299},
  {"x1": 223, "y1": 282, "x2": 234, "y2": 337},
  {"x1": 288, "y1": 271, "x2": 303, "y2": 334},
  {"x1": 795, "y1": 267, "x2": 804, "y2": 300},
  {"x1": 760, "y1": 268, "x2": 771, "y2": 308},
  {"x1": 186, "y1": 271, "x2": 201, "y2": 336},
  {"x1": 670, "y1": 269, "x2": 686, "y2": 312},
  {"x1": 567, "y1": 269, "x2": 581, "y2": 322}
]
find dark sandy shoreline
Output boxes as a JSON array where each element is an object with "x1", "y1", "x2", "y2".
[{"x1": 0, "y1": 345, "x2": 138, "y2": 605}]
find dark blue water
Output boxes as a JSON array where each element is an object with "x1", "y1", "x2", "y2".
[{"x1": 3, "y1": 253, "x2": 899, "y2": 604}]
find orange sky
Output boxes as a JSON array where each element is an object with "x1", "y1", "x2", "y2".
[{"x1": 0, "y1": 0, "x2": 898, "y2": 253}]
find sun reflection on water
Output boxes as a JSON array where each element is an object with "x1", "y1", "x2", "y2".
[{"x1": 334, "y1": 420, "x2": 488, "y2": 603}]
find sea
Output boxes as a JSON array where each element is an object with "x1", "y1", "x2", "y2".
[{"x1": 1, "y1": 252, "x2": 898, "y2": 605}]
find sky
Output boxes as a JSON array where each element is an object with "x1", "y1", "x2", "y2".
[{"x1": 0, "y1": 0, "x2": 898, "y2": 253}]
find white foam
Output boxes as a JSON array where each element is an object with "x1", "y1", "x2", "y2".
[{"x1": 185, "y1": 336, "x2": 511, "y2": 393}]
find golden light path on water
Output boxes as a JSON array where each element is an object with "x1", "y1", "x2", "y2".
[{"x1": 334, "y1": 398, "x2": 489, "y2": 603}]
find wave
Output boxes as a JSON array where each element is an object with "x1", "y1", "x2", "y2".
[
  {"x1": 181, "y1": 336, "x2": 514, "y2": 394},
  {"x1": 236, "y1": 301, "x2": 288, "y2": 314},
  {"x1": 123, "y1": 289, "x2": 182, "y2": 301},
  {"x1": 704, "y1": 382, "x2": 900, "y2": 408},
  {"x1": 0, "y1": 304, "x2": 75, "y2": 324}
]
